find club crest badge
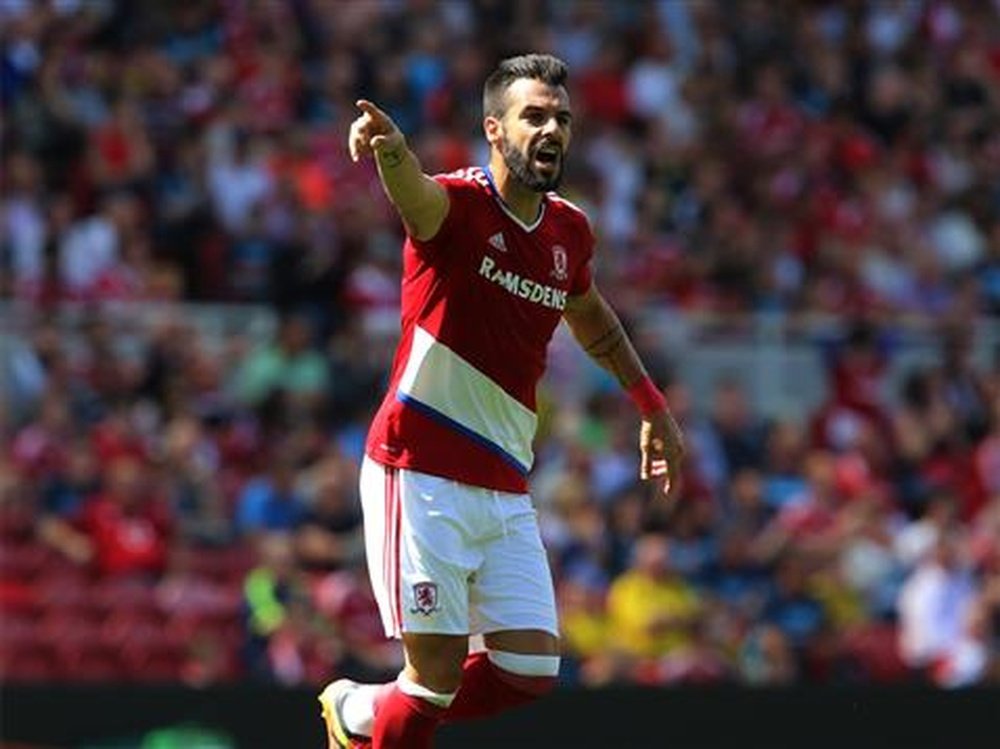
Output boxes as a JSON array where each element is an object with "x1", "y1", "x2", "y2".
[
  {"x1": 411, "y1": 582, "x2": 440, "y2": 615},
  {"x1": 551, "y1": 245, "x2": 568, "y2": 282}
]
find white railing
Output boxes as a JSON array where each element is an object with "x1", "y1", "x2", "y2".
[
  {"x1": 2, "y1": 300, "x2": 997, "y2": 418},
  {"x1": 632, "y1": 308, "x2": 999, "y2": 416}
]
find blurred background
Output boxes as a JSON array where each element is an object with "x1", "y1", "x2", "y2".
[{"x1": 1, "y1": 0, "x2": 999, "y2": 747}]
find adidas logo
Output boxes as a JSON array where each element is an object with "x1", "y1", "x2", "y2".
[{"x1": 488, "y1": 232, "x2": 507, "y2": 252}]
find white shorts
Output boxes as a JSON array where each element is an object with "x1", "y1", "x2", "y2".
[{"x1": 359, "y1": 456, "x2": 558, "y2": 639}]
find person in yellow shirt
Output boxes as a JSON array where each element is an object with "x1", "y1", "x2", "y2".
[{"x1": 607, "y1": 532, "x2": 702, "y2": 660}]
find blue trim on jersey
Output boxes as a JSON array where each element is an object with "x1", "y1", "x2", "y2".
[
  {"x1": 482, "y1": 165, "x2": 546, "y2": 229},
  {"x1": 483, "y1": 165, "x2": 499, "y2": 195},
  {"x1": 395, "y1": 392, "x2": 530, "y2": 476}
]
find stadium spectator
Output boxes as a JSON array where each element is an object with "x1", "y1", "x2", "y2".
[
  {"x1": 762, "y1": 552, "x2": 828, "y2": 656},
  {"x1": 0, "y1": 0, "x2": 997, "y2": 693},
  {"x1": 292, "y1": 453, "x2": 364, "y2": 573},
  {"x1": 240, "y1": 532, "x2": 313, "y2": 682},
  {"x1": 897, "y1": 529, "x2": 981, "y2": 681},
  {"x1": 80, "y1": 456, "x2": 172, "y2": 579},
  {"x1": 234, "y1": 449, "x2": 308, "y2": 538},
  {"x1": 232, "y1": 312, "x2": 330, "y2": 419},
  {"x1": 606, "y1": 533, "x2": 703, "y2": 669}
]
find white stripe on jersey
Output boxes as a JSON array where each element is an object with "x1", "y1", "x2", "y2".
[
  {"x1": 395, "y1": 326, "x2": 536, "y2": 473},
  {"x1": 546, "y1": 191, "x2": 589, "y2": 219}
]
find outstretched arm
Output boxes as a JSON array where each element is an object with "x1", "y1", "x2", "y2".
[
  {"x1": 348, "y1": 98, "x2": 448, "y2": 241},
  {"x1": 563, "y1": 284, "x2": 685, "y2": 498}
]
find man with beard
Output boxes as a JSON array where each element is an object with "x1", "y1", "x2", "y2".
[{"x1": 319, "y1": 53, "x2": 684, "y2": 749}]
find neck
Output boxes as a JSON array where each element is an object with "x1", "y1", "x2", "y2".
[{"x1": 487, "y1": 154, "x2": 544, "y2": 225}]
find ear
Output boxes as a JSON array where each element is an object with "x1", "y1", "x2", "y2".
[{"x1": 483, "y1": 115, "x2": 502, "y2": 148}]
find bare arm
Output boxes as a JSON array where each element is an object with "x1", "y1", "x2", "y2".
[
  {"x1": 348, "y1": 99, "x2": 449, "y2": 241},
  {"x1": 564, "y1": 284, "x2": 685, "y2": 497},
  {"x1": 563, "y1": 284, "x2": 648, "y2": 387}
]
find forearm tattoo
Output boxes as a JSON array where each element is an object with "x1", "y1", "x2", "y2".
[
  {"x1": 585, "y1": 324, "x2": 629, "y2": 384},
  {"x1": 584, "y1": 324, "x2": 624, "y2": 356},
  {"x1": 378, "y1": 148, "x2": 404, "y2": 168}
]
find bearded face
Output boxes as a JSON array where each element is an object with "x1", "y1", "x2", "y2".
[
  {"x1": 499, "y1": 131, "x2": 565, "y2": 192},
  {"x1": 488, "y1": 78, "x2": 572, "y2": 193}
]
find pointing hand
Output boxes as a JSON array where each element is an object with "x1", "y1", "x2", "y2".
[{"x1": 348, "y1": 99, "x2": 405, "y2": 163}]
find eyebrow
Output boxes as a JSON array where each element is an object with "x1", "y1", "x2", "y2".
[{"x1": 521, "y1": 104, "x2": 573, "y2": 121}]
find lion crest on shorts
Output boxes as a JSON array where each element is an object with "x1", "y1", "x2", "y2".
[{"x1": 411, "y1": 581, "x2": 440, "y2": 615}]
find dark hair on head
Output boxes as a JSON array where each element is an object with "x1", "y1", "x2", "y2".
[{"x1": 483, "y1": 53, "x2": 568, "y2": 118}]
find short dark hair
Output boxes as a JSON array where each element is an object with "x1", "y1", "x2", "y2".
[{"x1": 483, "y1": 53, "x2": 568, "y2": 118}]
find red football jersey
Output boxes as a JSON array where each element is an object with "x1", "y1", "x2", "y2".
[{"x1": 365, "y1": 167, "x2": 594, "y2": 492}]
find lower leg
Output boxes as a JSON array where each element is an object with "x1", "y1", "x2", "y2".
[
  {"x1": 334, "y1": 634, "x2": 560, "y2": 744},
  {"x1": 335, "y1": 649, "x2": 560, "y2": 745},
  {"x1": 368, "y1": 633, "x2": 466, "y2": 749},
  {"x1": 444, "y1": 649, "x2": 559, "y2": 723},
  {"x1": 370, "y1": 672, "x2": 453, "y2": 748}
]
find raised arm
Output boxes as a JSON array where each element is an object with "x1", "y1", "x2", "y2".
[
  {"x1": 348, "y1": 98, "x2": 449, "y2": 241},
  {"x1": 563, "y1": 284, "x2": 685, "y2": 498}
]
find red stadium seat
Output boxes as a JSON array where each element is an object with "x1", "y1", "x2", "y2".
[
  {"x1": 187, "y1": 544, "x2": 257, "y2": 584},
  {"x1": 0, "y1": 542, "x2": 50, "y2": 581},
  {"x1": 38, "y1": 611, "x2": 105, "y2": 656},
  {"x1": 120, "y1": 635, "x2": 188, "y2": 682},
  {"x1": 0, "y1": 502, "x2": 34, "y2": 543},
  {"x1": 36, "y1": 579, "x2": 105, "y2": 624},
  {"x1": 91, "y1": 578, "x2": 162, "y2": 620},
  {"x1": 59, "y1": 639, "x2": 126, "y2": 681},
  {"x1": 0, "y1": 612, "x2": 37, "y2": 641},
  {"x1": 1, "y1": 639, "x2": 59, "y2": 682},
  {"x1": 838, "y1": 623, "x2": 909, "y2": 683},
  {"x1": 167, "y1": 606, "x2": 241, "y2": 645},
  {"x1": 0, "y1": 617, "x2": 50, "y2": 681},
  {"x1": 102, "y1": 608, "x2": 169, "y2": 646},
  {"x1": 0, "y1": 578, "x2": 39, "y2": 616}
]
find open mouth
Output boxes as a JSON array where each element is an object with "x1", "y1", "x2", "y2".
[{"x1": 534, "y1": 143, "x2": 561, "y2": 165}]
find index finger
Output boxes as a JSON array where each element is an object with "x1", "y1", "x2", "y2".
[
  {"x1": 356, "y1": 99, "x2": 390, "y2": 123},
  {"x1": 662, "y1": 452, "x2": 682, "y2": 500}
]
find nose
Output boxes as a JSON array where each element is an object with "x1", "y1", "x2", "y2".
[{"x1": 541, "y1": 116, "x2": 561, "y2": 138}]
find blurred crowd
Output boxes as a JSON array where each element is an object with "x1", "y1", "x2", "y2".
[{"x1": 2, "y1": 0, "x2": 999, "y2": 689}]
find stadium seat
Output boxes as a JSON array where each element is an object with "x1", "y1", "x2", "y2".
[
  {"x1": 187, "y1": 544, "x2": 257, "y2": 584},
  {"x1": 92, "y1": 578, "x2": 162, "y2": 619},
  {"x1": 121, "y1": 636, "x2": 188, "y2": 682},
  {"x1": 36, "y1": 579, "x2": 104, "y2": 622},
  {"x1": 1, "y1": 640, "x2": 59, "y2": 682},
  {"x1": 837, "y1": 624, "x2": 909, "y2": 683},
  {"x1": 0, "y1": 579, "x2": 39, "y2": 615},
  {"x1": 0, "y1": 541, "x2": 49, "y2": 581},
  {"x1": 102, "y1": 608, "x2": 169, "y2": 646},
  {"x1": 59, "y1": 639, "x2": 126, "y2": 681},
  {"x1": 39, "y1": 611, "x2": 105, "y2": 652},
  {"x1": 0, "y1": 502, "x2": 34, "y2": 543},
  {"x1": 0, "y1": 612, "x2": 37, "y2": 642}
]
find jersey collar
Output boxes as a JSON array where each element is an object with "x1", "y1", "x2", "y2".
[{"x1": 483, "y1": 166, "x2": 546, "y2": 233}]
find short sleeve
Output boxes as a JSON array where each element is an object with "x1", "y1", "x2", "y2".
[
  {"x1": 407, "y1": 174, "x2": 467, "y2": 256},
  {"x1": 569, "y1": 214, "x2": 596, "y2": 295}
]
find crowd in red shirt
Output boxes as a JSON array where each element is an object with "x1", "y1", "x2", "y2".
[{"x1": 1, "y1": 0, "x2": 998, "y2": 688}]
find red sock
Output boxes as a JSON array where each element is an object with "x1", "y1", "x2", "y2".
[
  {"x1": 372, "y1": 684, "x2": 446, "y2": 749},
  {"x1": 444, "y1": 652, "x2": 556, "y2": 723}
]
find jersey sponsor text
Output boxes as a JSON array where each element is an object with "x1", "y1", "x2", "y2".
[{"x1": 478, "y1": 255, "x2": 568, "y2": 311}]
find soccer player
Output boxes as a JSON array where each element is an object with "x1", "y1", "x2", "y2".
[{"x1": 318, "y1": 53, "x2": 684, "y2": 749}]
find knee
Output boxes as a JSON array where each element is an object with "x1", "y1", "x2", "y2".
[
  {"x1": 409, "y1": 660, "x2": 465, "y2": 694},
  {"x1": 405, "y1": 639, "x2": 468, "y2": 694}
]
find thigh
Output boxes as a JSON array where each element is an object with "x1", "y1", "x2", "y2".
[
  {"x1": 360, "y1": 457, "x2": 480, "y2": 638},
  {"x1": 483, "y1": 628, "x2": 560, "y2": 655},
  {"x1": 469, "y1": 496, "x2": 559, "y2": 638}
]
